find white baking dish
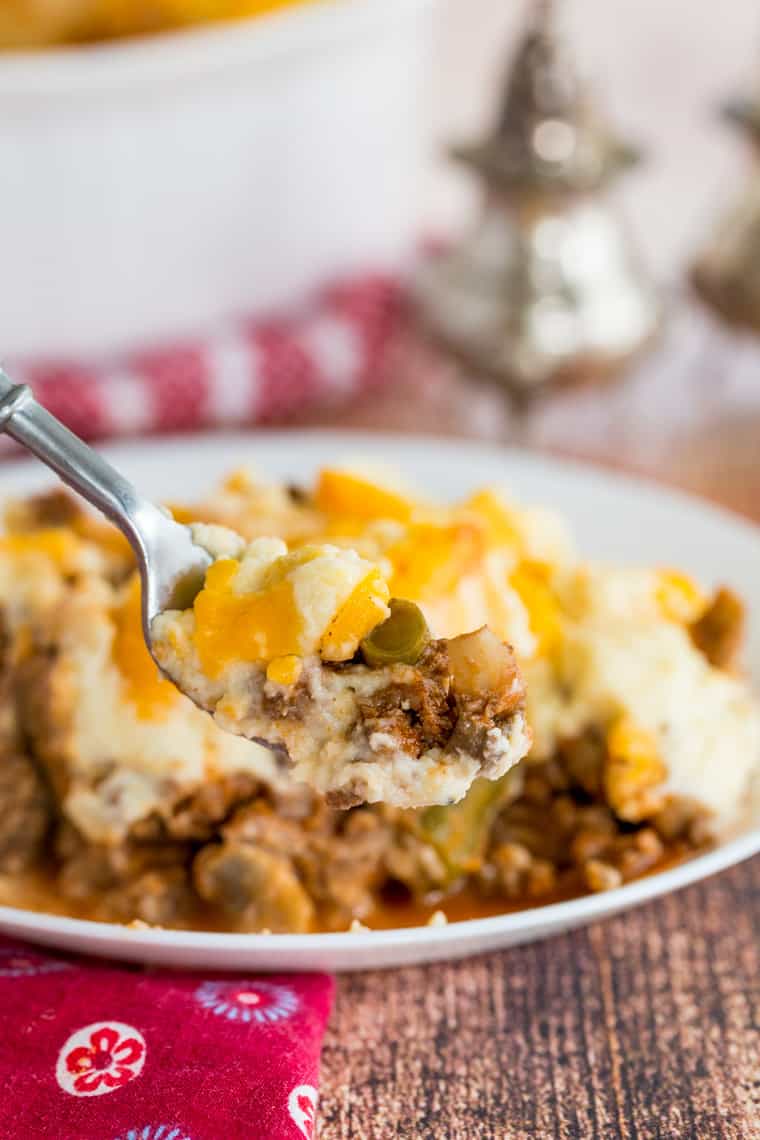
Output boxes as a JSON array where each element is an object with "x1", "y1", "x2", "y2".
[{"x1": 0, "y1": 0, "x2": 434, "y2": 358}]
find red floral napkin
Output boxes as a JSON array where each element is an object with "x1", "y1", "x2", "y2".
[
  {"x1": 3, "y1": 274, "x2": 403, "y2": 444},
  {"x1": 0, "y1": 938, "x2": 334, "y2": 1139}
]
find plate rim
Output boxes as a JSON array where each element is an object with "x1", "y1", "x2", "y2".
[
  {"x1": 0, "y1": 428, "x2": 758, "y2": 963},
  {"x1": 5, "y1": 426, "x2": 760, "y2": 542},
  {"x1": 0, "y1": 825, "x2": 758, "y2": 958}
]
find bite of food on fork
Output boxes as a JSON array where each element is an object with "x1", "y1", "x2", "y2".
[{"x1": 151, "y1": 529, "x2": 531, "y2": 808}]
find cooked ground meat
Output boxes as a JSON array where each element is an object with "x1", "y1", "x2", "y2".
[
  {"x1": 0, "y1": 606, "x2": 53, "y2": 873},
  {"x1": 4, "y1": 489, "x2": 83, "y2": 532},
  {"x1": 456, "y1": 677, "x2": 524, "y2": 725},
  {"x1": 382, "y1": 829, "x2": 452, "y2": 894},
  {"x1": 690, "y1": 586, "x2": 745, "y2": 670},
  {"x1": 0, "y1": 751, "x2": 52, "y2": 873},
  {"x1": 4, "y1": 739, "x2": 712, "y2": 931},
  {"x1": 196, "y1": 799, "x2": 390, "y2": 931},
  {"x1": 260, "y1": 637, "x2": 519, "y2": 764},
  {"x1": 480, "y1": 756, "x2": 710, "y2": 902},
  {"x1": 192, "y1": 793, "x2": 322, "y2": 931},
  {"x1": 296, "y1": 809, "x2": 389, "y2": 929},
  {"x1": 194, "y1": 844, "x2": 316, "y2": 933},
  {"x1": 558, "y1": 732, "x2": 604, "y2": 797},
  {"x1": 220, "y1": 798, "x2": 315, "y2": 860},
  {"x1": 56, "y1": 826, "x2": 196, "y2": 926},
  {"x1": 0, "y1": 609, "x2": 20, "y2": 751},
  {"x1": 356, "y1": 636, "x2": 522, "y2": 761},
  {"x1": 15, "y1": 643, "x2": 73, "y2": 802},
  {"x1": 261, "y1": 682, "x2": 311, "y2": 722},
  {"x1": 131, "y1": 772, "x2": 265, "y2": 842},
  {"x1": 106, "y1": 867, "x2": 197, "y2": 928},
  {"x1": 286, "y1": 483, "x2": 312, "y2": 506}
]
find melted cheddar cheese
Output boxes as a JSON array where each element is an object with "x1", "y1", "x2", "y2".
[
  {"x1": 0, "y1": 528, "x2": 83, "y2": 571},
  {"x1": 189, "y1": 541, "x2": 390, "y2": 678},
  {"x1": 0, "y1": 0, "x2": 316, "y2": 50},
  {"x1": 315, "y1": 468, "x2": 415, "y2": 524},
  {"x1": 111, "y1": 575, "x2": 179, "y2": 720}
]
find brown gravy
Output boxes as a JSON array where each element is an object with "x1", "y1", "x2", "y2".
[{"x1": 0, "y1": 851, "x2": 694, "y2": 935}]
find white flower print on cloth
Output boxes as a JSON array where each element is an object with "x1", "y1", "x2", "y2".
[
  {"x1": 56, "y1": 1021, "x2": 146, "y2": 1097},
  {"x1": 194, "y1": 979, "x2": 300, "y2": 1025},
  {"x1": 0, "y1": 945, "x2": 71, "y2": 977},
  {"x1": 113, "y1": 1127, "x2": 191, "y2": 1140},
  {"x1": 288, "y1": 1085, "x2": 318, "y2": 1139}
]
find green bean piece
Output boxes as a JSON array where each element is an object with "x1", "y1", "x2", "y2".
[
  {"x1": 360, "y1": 598, "x2": 431, "y2": 667},
  {"x1": 415, "y1": 769, "x2": 523, "y2": 879}
]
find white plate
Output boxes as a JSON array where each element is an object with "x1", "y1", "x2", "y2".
[{"x1": 1, "y1": 431, "x2": 758, "y2": 971}]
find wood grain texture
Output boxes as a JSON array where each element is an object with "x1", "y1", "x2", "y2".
[
  {"x1": 310, "y1": 304, "x2": 760, "y2": 1139},
  {"x1": 319, "y1": 858, "x2": 760, "y2": 1139}
]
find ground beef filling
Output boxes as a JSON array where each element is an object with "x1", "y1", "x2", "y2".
[
  {"x1": 0, "y1": 752, "x2": 52, "y2": 873},
  {"x1": 0, "y1": 739, "x2": 710, "y2": 932},
  {"x1": 0, "y1": 606, "x2": 53, "y2": 873},
  {"x1": 4, "y1": 489, "x2": 83, "y2": 532},
  {"x1": 261, "y1": 637, "x2": 525, "y2": 771},
  {"x1": 357, "y1": 641, "x2": 458, "y2": 759},
  {"x1": 357, "y1": 638, "x2": 525, "y2": 760},
  {"x1": 689, "y1": 587, "x2": 745, "y2": 670}
]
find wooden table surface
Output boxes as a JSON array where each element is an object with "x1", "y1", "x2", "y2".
[{"x1": 308, "y1": 301, "x2": 760, "y2": 1139}]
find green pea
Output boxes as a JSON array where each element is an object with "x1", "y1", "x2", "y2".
[{"x1": 360, "y1": 598, "x2": 430, "y2": 667}]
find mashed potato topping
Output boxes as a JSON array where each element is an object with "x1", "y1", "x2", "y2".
[
  {"x1": 0, "y1": 467, "x2": 757, "y2": 933},
  {"x1": 525, "y1": 565, "x2": 760, "y2": 826}
]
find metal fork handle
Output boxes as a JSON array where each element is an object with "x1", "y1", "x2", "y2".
[
  {"x1": 0, "y1": 368, "x2": 161, "y2": 558},
  {"x1": 0, "y1": 369, "x2": 212, "y2": 646}
]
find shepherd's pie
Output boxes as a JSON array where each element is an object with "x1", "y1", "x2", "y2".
[{"x1": 0, "y1": 465, "x2": 756, "y2": 932}]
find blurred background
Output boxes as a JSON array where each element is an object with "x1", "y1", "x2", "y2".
[
  {"x1": 1, "y1": 0, "x2": 760, "y2": 513},
  {"x1": 430, "y1": 0, "x2": 756, "y2": 278}
]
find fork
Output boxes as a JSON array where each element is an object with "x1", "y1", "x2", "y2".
[{"x1": 0, "y1": 368, "x2": 212, "y2": 653}]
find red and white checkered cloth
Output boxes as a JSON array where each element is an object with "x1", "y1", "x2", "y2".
[{"x1": 3, "y1": 275, "x2": 404, "y2": 443}]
